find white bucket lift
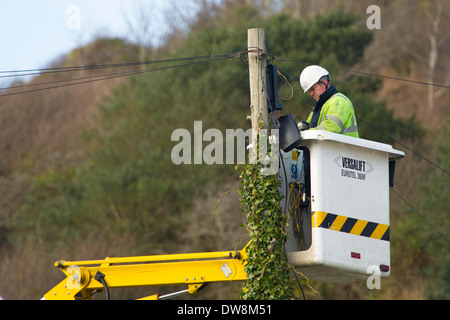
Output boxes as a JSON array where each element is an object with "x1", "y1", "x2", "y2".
[{"x1": 280, "y1": 130, "x2": 404, "y2": 283}]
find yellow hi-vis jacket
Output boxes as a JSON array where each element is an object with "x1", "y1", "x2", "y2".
[{"x1": 307, "y1": 92, "x2": 359, "y2": 138}]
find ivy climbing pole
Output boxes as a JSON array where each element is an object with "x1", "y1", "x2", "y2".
[{"x1": 238, "y1": 28, "x2": 294, "y2": 300}]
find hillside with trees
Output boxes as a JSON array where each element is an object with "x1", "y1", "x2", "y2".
[{"x1": 0, "y1": 0, "x2": 448, "y2": 300}]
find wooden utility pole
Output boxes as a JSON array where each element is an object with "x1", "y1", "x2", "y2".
[{"x1": 248, "y1": 28, "x2": 268, "y2": 163}]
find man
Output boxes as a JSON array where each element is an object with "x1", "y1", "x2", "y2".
[{"x1": 299, "y1": 65, "x2": 359, "y2": 138}]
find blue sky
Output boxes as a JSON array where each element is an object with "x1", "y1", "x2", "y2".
[{"x1": 0, "y1": 0, "x2": 176, "y2": 84}]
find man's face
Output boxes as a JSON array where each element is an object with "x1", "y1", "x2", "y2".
[{"x1": 308, "y1": 81, "x2": 327, "y2": 101}]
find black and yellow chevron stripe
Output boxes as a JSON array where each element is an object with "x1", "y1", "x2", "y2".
[{"x1": 312, "y1": 211, "x2": 390, "y2": 241}]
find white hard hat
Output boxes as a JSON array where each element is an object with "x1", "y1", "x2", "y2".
[{"x1": 299, "y1": 65, "x2": 330, "y2": 93}]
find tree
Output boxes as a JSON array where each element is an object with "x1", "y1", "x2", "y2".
[{"x1": 398, "y1": 0, "x2": 450, "y2": 111}]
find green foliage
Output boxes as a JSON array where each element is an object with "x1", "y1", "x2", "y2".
[
  {"x1": 414, "y1": 119, "x2": 449, "y2": 299},
  {"x1": 237, "y1": 147, "x2": 294, "y2": 300},
  {"x1": 264, "y1": 9, "x2": 372, "y2": 66},
  {"x1": 66, "y1": 37, "x2": 140, "y2": 67}
]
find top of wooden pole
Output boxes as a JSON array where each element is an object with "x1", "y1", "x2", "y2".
[{"x1": 247, "y1": 28, "x2": 268, "y2": 163}]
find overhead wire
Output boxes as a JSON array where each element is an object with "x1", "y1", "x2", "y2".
[
  {"x1": 0, "y1": 53, "x2": 237, "y2": 98},
  {"x1": 356, "y1": 116, "x2": 449, "y2": 175},
  {"x1": 392, "y1": 188, "x2": 449, "y2": 244},
  {"x1": 1, "y1": 48, "x2": 447, "y2": 243},
  {"x1": 0, "y1": 52, "x2": 240, "y2": 79},
  {"x1": 273, "y1": 56, "x2": 450, "y2": 90},
  {"x1": 3, "y1": 49, "x2": 448, "y2": 95}
]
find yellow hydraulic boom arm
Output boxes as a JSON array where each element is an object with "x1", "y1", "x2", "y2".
[{"x1": 43, "y1": 243, "x2": 249, "y2": 300}]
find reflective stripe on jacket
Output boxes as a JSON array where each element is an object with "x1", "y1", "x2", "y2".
[{"x1": 307, "y1": 93, "x2": 359, "y2": 138}]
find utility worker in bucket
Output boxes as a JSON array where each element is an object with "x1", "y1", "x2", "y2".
[{"x1": 299, "y1": 65, "x2": 359, "y2": 138}]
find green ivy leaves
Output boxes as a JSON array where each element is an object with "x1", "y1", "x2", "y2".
[{"x1": 237, "y1": 146, "x2": 294, "y2": 300}]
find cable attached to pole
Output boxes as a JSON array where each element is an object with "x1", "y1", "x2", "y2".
[{"x1": 0, "y1": 55, "x2": 234, "y2": 98}]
